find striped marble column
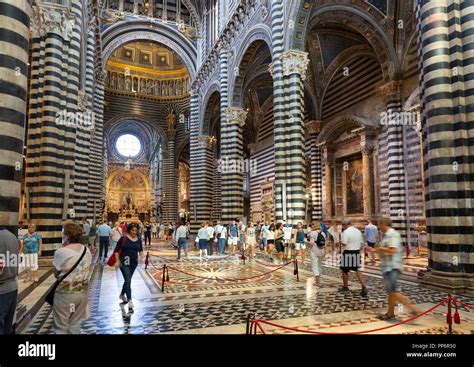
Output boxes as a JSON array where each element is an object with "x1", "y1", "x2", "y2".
[
  {"x1": 379, "y1": 81, "x2": 408, "y2": 244},
  {"x1": 307, "y1": 121, "x2": 323, "y2": 221},
  {"x1": 162, "y1": 131, "x2": 178, "y2": 223},
  {"x1": 0, "y1": 0, "x2": 31, "y2": 234},
  {"x1": 280, "y1": 50, "x2": 309, "y2": 224},
  {"x1": 189, "y1": 94, "x2": 213, "y2": 232},
  {"x1": 270, "y1": 0, "x2": 287, "y2": 223},
  {"x1": 418, "y1": 0, "x2": 474, "y2": 292},
  {"x1": 221, "y1": 107, "x2": 247, "y2": 223},
  {"x1": 25, "y1": 1, "x2": 82, "y2": 254},
  {"x1": 90, "y1": 70, "x2": 106, "y2": 220}
]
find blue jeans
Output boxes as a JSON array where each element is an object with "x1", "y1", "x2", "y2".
[
  {"x1": 119, "y1": 262, "x2": 138, "y2": 301},
  {"x1": 0, "y1": 290, "x2": 17, "y2": 334},
  {"x1": 177, "y1": 237, "x2": 188, "y2": 259},
  {"x1": 99, "y1": 236, "x2": 109, "y2": 259},
  {"x1": 218, "y1": 238, "x2": 226, "y2": 254}
]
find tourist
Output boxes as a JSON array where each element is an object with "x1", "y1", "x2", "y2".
[
  {"x1": 328, "y1": 220, "x2": 340, "y2": 252},
  {"x1": 320, "y1": 221, "x2": 329, "y2": 240},
  {"x1": 282, "y1": 223, "x2": 293, "y2": 260},
  {"x1": 168, "y1": 222, "x2": 174, "y2": 241},
  {"x1": 307, "y1": 221, "x2": 326, "y2": 287},
  {"x1": 17, "y1": 221, "x2": 27, "y2": 243},
  {"x1": 260, "y1": 222, "x2": 268, "y2": 251},
  {"x1": 144, "y1": 221, "x2": 152, "y2": 248},
  {"x1": 274, "y1": 223, "x2": 285, "y2": 265},
  {"x1": 138, "y1": 221, "x2": 144, "y2": 242},
  {"x1": 292, "y1": 222, "x2": 307, "y2": 265},
  {"x1": 81, "y1": 218, "x2": 91, "y2": 248},
  {"x1": 96, "y1": 220, "x2": 112, "y2": 265},
  {"x1": 228, "y1": 220, "x2": 239, "y2": 255},
  {"x1": 119, "y1": 221, "x2": 126, "y2": 234},
  {"x1": 151, "y1": 222, "x2": 158, "y2": 239},
  {"x1": 376, "y1": 217, "x2": 420, "y2": 320},
  {"x1": 0, "y1": 226, "x2": 21, "y2": 334},
  {"x1": 197, "y1": 223, "x2": 209, "y2": 259},
  {"x1": 266, "y1": 223, "x2": 275, "y2": 262},
  {"x1": 112, "y1": 223, "x2": 143, "y2": 313},
  {"x1": 159, "y1": 222, "x2": 165, "y2": 240},
  {"x1": 338, "y1": 218, "x2": 368, "y2": 296},
  {"x1": 175, "y1": 220, "x2": 189, "y2": 260},
  {"x1": 19, "y1": 223, "x2": 42, "y2": 283},
  {"x1": 364, "y1": 218, "x2": 379, "y2": 265},
  {"x1": 52, "y1": 221, "x2": 92, "y2": 334},
  {"x1": 207, "y1": 221, "x2": 215, "y2": 256},
  {"x1": 238, "y1": 221, "x2": 246, "y2": 251},
  {"x1": 245, "y1": 222, "x2": 257, "y2": 261},
  {"x1": 111, "y1": 222, "x2": 123, "y2": 249},
  {"x1": 215, "y1": 220, "x2": 227, "y2": 254},
  {"x1": 89, "y1": 220, "x2": 98, "y2": 250}
]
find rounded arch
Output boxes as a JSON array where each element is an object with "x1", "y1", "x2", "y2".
[
  {"x1": 106, "y1": 167, "x2": 151, "y2": 192},
  {"x1": 201, "y1": 90, "x2": 221, "y2": 136},
  {"x1": 176, "y1": 135, "x2": 190, "y2": 168},
  {"x1": 316, "y1": 115, "x2": 371, "y2": 145},
  {"x1": 403, "y1": 86, "x2": 420, "y2": 111},
  {"x1": 105, "y1": 113, "x2": 169, "y2": 149},
  {"x1": 101, "y1": 19, "x2": 197, "y2": 80},
  {"x1": 231, "y1": 25, "x2": 273, "y2": 107},
  {"x1": 304, "y1": 5, "x2": 399, "y2": 82}
]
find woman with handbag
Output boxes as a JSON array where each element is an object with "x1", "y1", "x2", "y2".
[
  {"x1": 51, "y1": 221, "x2": 92, "y2": 334},
  {"x1": 111, "y1": 222, "x2": 143, "y2": 313}
]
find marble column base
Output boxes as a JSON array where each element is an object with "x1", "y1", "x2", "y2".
[{"x1": 418, "y1": 270, "x2": 474, "y2": 296}]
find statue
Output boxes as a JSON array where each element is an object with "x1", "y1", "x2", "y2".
[{"x1": 167, "y1": 110, "x2": 176, "y2": 131}]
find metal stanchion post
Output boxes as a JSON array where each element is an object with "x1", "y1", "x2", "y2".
[
  {"x1": 161, "y1": 264, "x2": 166, "y2": 292},
  {"x1": 246, "y1": 313, "x2": 255, "y2": 335}
]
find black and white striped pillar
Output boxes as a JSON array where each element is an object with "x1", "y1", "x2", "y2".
[
  {"x1": 280, "y1": 50, "x2": 309, "y2": 224},
  {"x1": 270, "y1": 0, "x2": 287, "y2": 223},
  {"x1": 221, "y1": 107, "x2": 247, "y2": 223},
  {"x1": 418, "y1": 0, "x2": 474, "y2": 291},
  {"x1": 0, "y1": 0, "x2": 31, "y2": 234}
]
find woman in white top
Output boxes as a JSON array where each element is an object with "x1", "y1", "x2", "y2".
[
  {"x1": 111, "y1": 222, "x2": 123, "y2": 248},
  {"x1": 265, "y1": 223, "x2": 276, "y2": 262},
  {"x1": 307, "y1": 221, "x2": 326, "y2": 287},
  {"x1": 151, "y1": 223, "x2": 158, "y2": 238},
  {"x1": 52, "y1": 221, "x2": 92, "y2": 334},
  {"x1": 245, "y1": 223, "x2": 257, "y2": 261},
  {"x1": 197, "y1": 223, "x2": 209, "y2": 259}
]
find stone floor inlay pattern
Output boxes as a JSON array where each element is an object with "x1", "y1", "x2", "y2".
[{"x1": 23, "y1": 240, "x2": 474, "y2": 335}]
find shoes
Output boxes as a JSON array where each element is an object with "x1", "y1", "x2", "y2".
[
  {"x1": 338, "y1": 286, "x2": 350, "y2": 293},
  {"x1": 128, "y1": 300, "x2": 134, "y2": 313},
  {"x1": 377, "y1": 313, "x2": 396, "y2": 321},
  {"x1": 360, "y1": 287, "x2": 368, "y2": 297},
  {"x1": 119, "y1": 294, "x2": 127, "y2": 303}
]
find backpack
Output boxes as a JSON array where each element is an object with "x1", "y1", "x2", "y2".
[{"x1": 316, "y1": 231, "x2": 326, "y2": 247}]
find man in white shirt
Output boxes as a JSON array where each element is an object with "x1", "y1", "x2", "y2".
[
  {"x1": 207, "y1": 221, "x2": 215, "y2": 256},
  {"x1": 214, "y1": 221, "x2": 227, "y2": 254},
  {"x1": 339, "y1": 218, "x2": 368, "y2": 296}
]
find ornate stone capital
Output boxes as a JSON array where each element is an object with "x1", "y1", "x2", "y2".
[
  {"x1": 225, "y1": 107, "x2": 248, "y2": 127},
  {"x1": 379, "y1": 80, "x2": 402, "y2": 104},
  {"x1": 305, "y1": 120, "x2": 321, "y2": 135},
  {"x1": 167, "y1": 128, "x2": 177, "y2": 140},
  {"x1": 268, "y1": 63, "x2": 274, "y2": 79},
  {"x1": 197, "y1": 135, "x2": 214, "y2": 149},
  {"x1": 280, "y1": 50, "x2": 310, "y2": 81},
  {"x1": 31, "y1": 4, "x2": 76, "y2": 40}
]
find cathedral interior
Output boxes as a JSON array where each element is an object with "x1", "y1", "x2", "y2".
[{"x1": 0, "y1": 0, "x2": 474, "y2": 339}]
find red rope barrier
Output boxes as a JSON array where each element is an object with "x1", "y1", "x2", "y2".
[
  {"x1": 450, "y1": 297, "x2": 474, "y2": 310},
  {"x1": 250, "y1": 297, "x2": 450, "y2": 335},
  {"x1": 166, "y1": 261, "x2": 292, "y2": 282},
  {"x1": 149, "y1": 253, "x2": 234, "y2": 262}
]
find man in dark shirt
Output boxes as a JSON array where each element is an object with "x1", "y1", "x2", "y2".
[{"x1": 0, "y1": 227, "x2": 21, "y2": 334}]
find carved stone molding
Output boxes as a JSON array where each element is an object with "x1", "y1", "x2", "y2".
[
  {"x1": 281, "y1": 50, "x2": 310, "y2": 81},
  {"x1": 268, "y1": 62, "x2": 274, "y2": 79},
  {"x1": 77, "y1": 90, "x2": 88, "y2": 112},
  {"x1": 225, "y1": 107, "x2": 248, "y2": 127},
  {"x1": 167, "y1": 128, "x2": 177, "y2": 140}
]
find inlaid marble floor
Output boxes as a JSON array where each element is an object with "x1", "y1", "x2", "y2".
[{"x1": 23, "y1": 239, "x2": 474, "y2": 334}]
